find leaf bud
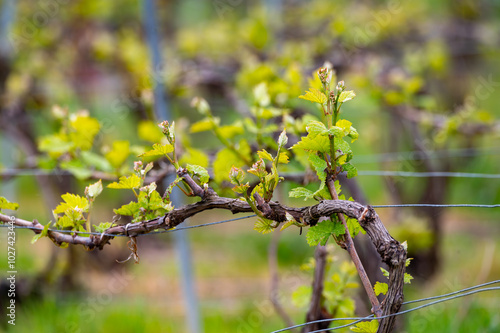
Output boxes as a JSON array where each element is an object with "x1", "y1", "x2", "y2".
[
  {"x1": 278, "y1": 129, "x2": 288, "y2": 148},
  {"x1": 134, "y1": 161, "x2": 143, "y2": 172},
  {"x1": 318, "y1": 67, "x2": 330, "y2": 86},
  {"x1": 336, "y1": 80, "x2": 345, "y2": 92}
]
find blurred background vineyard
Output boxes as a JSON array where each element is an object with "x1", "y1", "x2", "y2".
[{"x1": 0, "y1": 0, "x2": 499, "y2": 332}]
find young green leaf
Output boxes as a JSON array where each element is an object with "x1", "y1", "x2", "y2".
[
  {"x1": 139, "y1": 143, "x2": 174, "y2": 158},
  {"x1": 69, "y1": 115, "x2": 100, "y2": 151},
  {"x1": 214, "y1": 147, "x2": 245, "y2": 183},
  {"x1": 306, "y1": 219, "x2": 345, "y2": 246},
  {"x1": 346, "y1": 216, "x2": 364, "y2": 236},
  {"x1": 305, "y1": 120, "x2": 328, "y2": 136},
  {"x1": 85, "y1": 180, "x2": 103, "y2": 199},
  {"x1": 190, "y1": 119, "x2": 214, "y2": 133},
  {"x1": 53, "y1": 193, "x2": 89, "y2": 214},
  {"x1": 219, "y1": 124, "x2": 245, "y2": 139},
  {"x1": 253, "y1": 82, "x2": 270, "y2": 107},
  {"x1": 338, "y1": 90, "x2": 356, "y2": 103},
  {"x1": 94, "y1": 222, "x2": 115, "y2": 233},
  {"x1": 114, "y1": 201, "x2": 141, "y2": 217},
  {"x1": 229, "y1": 166, "x2": 245, "y2": 185},
  {"x1": 80, "y1": 151, "x2": 113, "y2": 172},
  {"x1": 350, "y1": 319, "x2": 379, "y2": 333},
  {"x1": 0, "y1": 197, "x2": 19, "y2": 211},
  {"x1": 299, "y1": 88, "x2": 327, "y2": 104},
  {"x1": 31, "y1": 222, "x2": 51, "y2": 244},
  {"x1": 138, "y1": 120, "x2": 165, "y2": 143},
  {"x1": 373, "y1": 281, "x2": 388, "y2": 296},
  {"x1": 342, "y1": 163, "x2": 358, "y2": 178},
  {"x1": 191, "y1": 97, "x2": 211, "y2": 116},
  {"x1": 254, "y1": 218, "x2": 274, "y2": 234},
  {"x1": 289, "y1": 187, "x2": 315, "y2": 201},
  {"x1": 60, "y1": 159, "x2": 93, "y2": 180},
  {"x1": 179, "y1": 148, "x2": 209, "y2": 168},
  {"x1": 38, "y1": 134, "x2": 73, "y2": 155},
  {"x1": 291, "y1": 285, "x2": 312, "y2": 308},
  {"x1": 107, "y1": 174, "x2": 141, "y2": 190},
  {"x1": 308, "y1": 154, "x2": 327, "y2": 182},
  {"x1": 277, "y1": 152, "x2": 289, "y2": 164},
  {"x1": 247, "y1": 159, "x2": 267, "y2": 179},
  {"x1": 278, "y1": 129, "x2": 288, "y2": 148},
  {"x1": 257, "y1": 149, "x2": 274, "y2": 162},
  {"x1": 105, "y1": 140, "x2": 131, "y2": 169},
  {"x1": 404, "y1": 273, "x2": 414, "y2": 284},
  {"x1": 186, "y1": 164, "x2": 210, "y2": 184},
  {"x1": 291, "y1": 134, "x2": 330, "y2": 154},
  {"x1": 348, "y1": 127, "x2": 359, "y2": 143}
]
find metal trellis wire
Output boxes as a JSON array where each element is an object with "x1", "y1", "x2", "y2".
[{"x1": 271, "y1": 280, "x2": 500, "y2": 333}]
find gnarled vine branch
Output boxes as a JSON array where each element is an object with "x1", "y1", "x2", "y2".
[{"x1": 0, "y1": 169, "x2": 406, "y2": 333}]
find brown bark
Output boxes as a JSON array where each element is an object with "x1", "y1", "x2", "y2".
[{"x1": 0, "y1": 171, "x2": 407, "y2": 333}]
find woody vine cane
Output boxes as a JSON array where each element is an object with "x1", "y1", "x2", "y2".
[{"x1": 0, "y1": 67, "x2": 408, "y2": 333}]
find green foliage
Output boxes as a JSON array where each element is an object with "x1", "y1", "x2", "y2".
[
  {"x1": 31, "y1": 222, "x2": 51, "y2": 244},
  {"x1": 374, "y1": 281, "x2": 388, "y2": 296},
  {"x1": 85, "y1": 179, "x2": 103, "y2": 199},
  {"x1": 0, "y1": 197, "x2": 19, "y2": 212},
  {"x1": 214, "y1": 147, "x2": 246, "y2": 183},
  {"x1": 38, "y1": 110, "x2": 100, "y2": 156},
  {"x1": 186, "y1": 164, "x2": 210, "y2": 184},
  {"x1": 179, "y1": 148, "x2": 209, "y2": 168},
  {"x1": 350, "y1": 320, "x2": 379, "y2": 333},
  {"x1": 306, "y1": 219, "x2": 345, "y2": 246},
  {"x1": 139, "y1": 143, "x2": 174, "y2": 159},
  {"x1": 253, "y1": 218, "x2": 275, "y2": 234},
  {"x1": 293, "y1": 249, "x2": 359, "y2": 320},
  {"x1": 299, "y1": 87, "x2": 327, "y2": 104},
  {"x1": 94, "y1": 222, "x2": 116, "y2": 233},
  {"x1": 137, "y1": 120, "x2": 165, "y2": 143},
  {"x1": 105, "y1": 140, "x2": 131, "y2": 169},
  {"x1": 107, "y1": 174, "x2": 142, "y2": 190}
]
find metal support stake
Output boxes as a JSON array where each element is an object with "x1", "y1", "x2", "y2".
[{"x1": 142, "y1": 1, "x2": 202, "y2": 332}]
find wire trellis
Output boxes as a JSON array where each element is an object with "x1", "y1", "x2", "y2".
[
  {"x1": 0, "y1": 202, "x2": 499, "y2": 236},
  {"x1": 271, "y1": 280, "x2": 500, "y2": 333},
  {"x1": 2, "y1": 169, "x2": 500, "y2": 179}
]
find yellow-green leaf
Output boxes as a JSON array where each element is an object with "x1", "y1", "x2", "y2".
[
  {"x1": 219, "y1": 124, "x2": 244, "y2": 139},
  {"x1": 350, "y1": 319, "x2": 379, "y2": 333},
  {"x1": 254, "y1": 218, "x2": 274, "y2": 234},
  {"x1": 94, "y1": 222, "x2": 115, "y2": 233},
  {"x1": 69, "y1": 115, "x2": 100, "y2": 151},
  {"x1": 38, "y1": 134, "x2": 73, "y2": 155},
  {"x1": 139, "y1": 143, "x2": 174, "y2": 158},
  {"x1": 289, "y1": 187, "x2": 315, "y2": 201},
  {"x1": 85, "y1": 180, "x2": 103, "y2": 199},
  {"x1": 190, "y1": 119, "x2": 214, "y2": 133},
  {"x1": 114, "y1": 201, "x2": 141, "y2": 216},
  {"x1": 336, "y1": 119, "x2": 352, "y2": 134},
  {"x1": 338, "y1": 90, "x2": 356, "y2": 103},
  {"x1": 291, "y1": 134, "x2": 330, "y2": 154},
  {"x1": 180, "y1": 148, "x2": 209, "y2": 168},
  {"x1": 105, "y1": 140, "x2": 130, "y2": 169},
  {"x1": 374, "y1": 281, "x2": 388, "y2": 296},
  {"x1": 54, "y1": 193, "x2": 89, "y2": 214},
  {"x1": 186, "y1": 164, "x2": 210, "y2": 184},
  {"x1": 278, "y1": 152, "x2": 289, "y2": 164},
  {"x1": 257, "y1": 149, "x2": 274, "y2": 161},
  {"x1": 299, "y1": 88, "x2": 327, "y2": 104},
  {"x1": 0, "y1": 197, "x2": 19, "y2": 211},
  {"x1": 31, "y1": 222, "x2": 51, "y2": 244},
  {"x1": 138, "y1": 120, "x2": 164, "y2": 143},
  {"x1": 107, "y1": 174, "x2": 141, "y2": 189}
]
